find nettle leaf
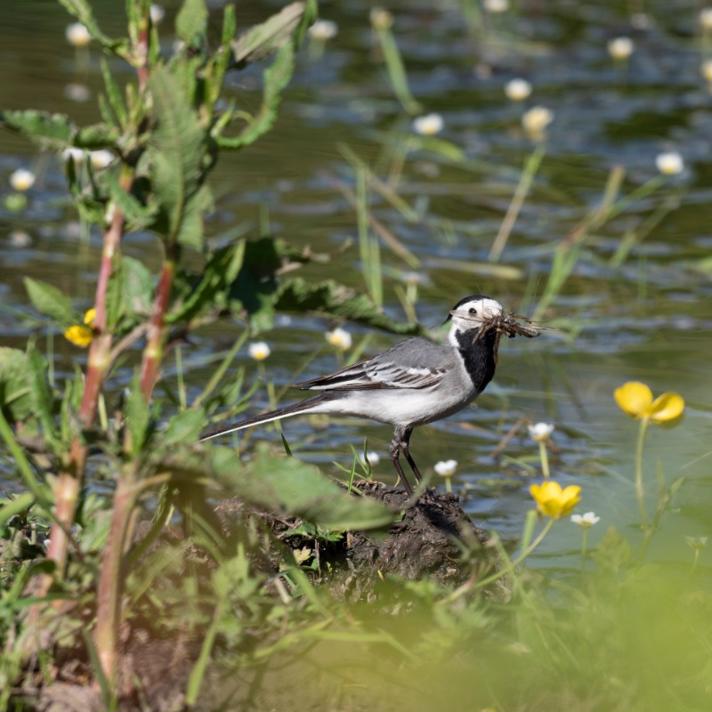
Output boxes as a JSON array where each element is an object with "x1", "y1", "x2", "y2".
[
  {"x1": 148, "y1": 66, "x2": 208, "y2": 248},
  {"x1": 126, "y1": 376, "x2": 150, "y2": 456},
  {"x1": 100, "y1": 58, "x2": 127, "y2": 128},
  {"x1": 232, "y1": 1, "x2": 308, "y2": 66},
  {"x1": 27, "y1": 347, "x2": 57, "y2": 444},
  {"x1": 0, "y1": 348, "x2": 33, "y2": 422},
  {"x1": 0, "y1": 110, "x2": 118, "y2": 151},
  {"x1": 57, "y1": 0, "x2": 125, "y2": 52},
  {"x1": 218, "y1": 43, "x2": 294, "y2": 150},
  {"x1": 1, "y1": 110, "x2": 74, "y2": 149},
  {"x1": 212, "y1": 446, "x2": 394, "y2": 531},
  {"x1": 176, "y1": 0, "x2": 208, "y2": 45},
  {"x1": 106, "y1": 256, "x2": 153, "y2": 331},
  {"x1": 162, "y1": 408, "x2": 205, "y2": 447},
  {"x1": 107, "y1": 172, "x2": 156, "y2": 231},
  {"x1": 24, "y1": 278, "x2": 76, "y2": 325},
  {"x1": 276, "y1": 277, "x2": 422, "y2": 335}
]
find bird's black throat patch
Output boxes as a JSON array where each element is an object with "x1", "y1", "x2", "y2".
[{"x1": 455, "y1": 327, "x2": 499, "y2": 393}]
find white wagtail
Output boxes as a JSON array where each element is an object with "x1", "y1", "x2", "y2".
[{"x1": 201, "y1": 295, "x2": 539, "y2": 493}]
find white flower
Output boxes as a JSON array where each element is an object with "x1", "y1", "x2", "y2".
[
  {"x1": 528, "y1": 422, "x2": 554, "y2": 442},
  {"x1": 9, "y1": 230, "x2": 31, "y2": 248},
  {"x1": 62, "y1": 147, "x2": 86, "y2": 163},
  {"x1": 358, "y1": 451, "x2": 381, "y2": 467},
  {"x1": 309, "y1": 19, "x2": 338, "y2": 41},
  {"x1": 370, "y1": 7, "x2": 393, "y2": 31},
  {"x1": 64, "y1": 83, "x2": 90, "y2": 102},
  {"x1": 90, "y1": 150, "x2": 114, "y2": 170},
  {"x1": 686, "y1": 536, "x2": 708, "y2": 549},
  {"x1": 656, "y1": 151, "x2": 684, "y2": 176},
  {"x1": 434, "y1": 459, "x2": 458, "y2": 477},
  {"x1": 607, "y1": 36, "x2": 634, "y2": 60},
  {"x1": 66, "y1": 22, "x2": 91, "y2": 47},
  {"x1": 150, "y1": 4, "x2": 165, "y2": 24},
  {"x1": 701, "y1": 60, "x2": 712, "y2": 82},
  {"x1": 571, "y1": 512, "x2": 600, "y2": 528},
  {"x1": 521, "y1": 106, "x2": 553, "y2": 136},
  {"x1": 700, "y1": 8, "x2": 712, "y2": 31},
  {"x1": 484, "y1": 0, "x2": 509, "y2": 12},
  {"x1": 9, "y1": 168, "x2": 35, "y2": 192},
  {"x1": 325, "y1": 327, "x2": 352, "y2": 351},
  {"x1": 505, "y1": 78, "x2": 532, "y2": 102},
  {"x1": 248, "y1": 341, "x2": 271, "y2": 361},
  {"x1": 412, "y1": 113, "x2": 444, "y2": 136}
]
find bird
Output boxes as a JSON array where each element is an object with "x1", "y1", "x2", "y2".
[{"x1": 200, "y1": 295, "x2": 539, "y2": 493}]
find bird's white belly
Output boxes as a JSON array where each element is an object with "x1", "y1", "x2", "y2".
[{"x1": 324, "y1": 387, "x2": 473, "y2": 427}]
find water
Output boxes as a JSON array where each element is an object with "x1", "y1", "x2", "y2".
[{"x1": 1, "y1": 0, "x2": 711, "y2": 565}]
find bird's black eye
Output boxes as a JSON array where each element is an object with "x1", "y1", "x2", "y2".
[{"x1": 468, "y1": 307, "x2": 477, "y2": 315}]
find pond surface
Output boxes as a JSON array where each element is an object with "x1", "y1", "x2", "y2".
[{"x1": 1, "y1": 0, "x2": 711, "y2": 566}]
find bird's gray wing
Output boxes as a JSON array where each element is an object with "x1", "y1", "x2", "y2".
[{"x1": 295, "y1": 337, "x2": 453, "y2": 391}]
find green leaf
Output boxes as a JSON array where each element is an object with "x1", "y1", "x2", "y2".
[
  {"x1": 57, "y1": 0, "x2": 124, "y2": 52},
  {"x1": 212, "y1": 446, "x2": 394, "y2": 531},
  {"x1": 231, "y1": 1, "x2": 307, "y2": 66},
  {"x1": 176, "y1": 0, "x2": 208, "y2": 44},
  {"x1": 0, "y1": 110, "x2": 74, "y2": 149},
  {"x1": 107, "y1": 172, "x2": 156, "y2": 231},
  {"x1": 100, "y1": 58, "x2": 127, "y2": 128},
  {"x1": 0, "y1": 348, "x2": 33, "y2": 421},
  {"x1": 24, "y1": 278, "x2": 76, "y2": 325},
  {"x1": 27, "y1": 347, "x2": 56, "y2": 444},
  {"x1": 148, "y1": 66, "x2": 207, "y2": 247},
  {"x1": 163, "y1": 408, "x2": 205, "y2": 447},
  {"x1": 276, "y1": 277, "x2": 422, "y2": 335},
  {"x1": 74, "y1": 122, "x2": 120, "y2": 149},
  {"x1": 217, "y1": 43, "x2": 294, "y2": 150}
]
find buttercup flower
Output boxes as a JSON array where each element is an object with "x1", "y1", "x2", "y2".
[
  {"x1": 9, "y1": 168, "x2": 35, "y2": 192},
  {"x1": 505, "y1": 78, "x2": 532, "y2": 102},
  {"x1": 413, "y1": 113, "x2": 444, "y2": 136},
  {"x1": 64, "y1": 308, "x2": 96, "y2": 348},
  {"x1": 655, "y1": 151, "x2": 684, "y2": 176},
  {"x1": 434, "y1": 459, "x2": 457, "y2": 477},
  {"x1": 614, "y1": 381, "x2": 685, "y2": 424},
  {"x1": 571, "y1": 511, "x2": 600, "y2": 528},
  {"x1": 66, "y1": 22, "x2": 91, "y2": 47},
  {"x1": 522, "y1": 106, "x2": 553, "y2": 137},
  {"x1": 528, "y1": 422, "x2": 554, "y2": 442},
  {"x1": 325, "y1": 327, "x2": 352, "y2": 351},
  {"x1": 248, "y1": 342, "x2": 271, "y2": 361},
  {"x1": 309, "y1": 19, "x2": 338, "y2": 41},
  {"x1": 530, "y1": 481, "x2": 581, "y2": 519},
  {"x1": 608, "y1": 37, "x2": 634, "y2": 60}
]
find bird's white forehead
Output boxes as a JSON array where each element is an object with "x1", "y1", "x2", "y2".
[{"x1": 457, "y1": 298, "x2": 503, "y2": 318}]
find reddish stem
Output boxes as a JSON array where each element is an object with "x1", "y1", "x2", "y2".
[{"x1": 139, "y1": 259, "x2": 175, "y2": 399}]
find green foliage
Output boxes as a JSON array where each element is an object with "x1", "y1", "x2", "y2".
[
  {"x1": 57, "y1": 0, "x2": 124, "y2": 52},
  {"x1": 0, "y1": 348, "x2": 32, "y2": 421},
  {"x1": 148, "y1": 65, "x2": 210, "y2": 249},
  {"x1": 176, "y1": 0, "x2": 208, "y2": 45},
  {"x1": 211, "y1": 445, "x2": 394, "y2": 530},
  {"x1": 23, "y1": 278, "x2": 76, "y2": 325}
]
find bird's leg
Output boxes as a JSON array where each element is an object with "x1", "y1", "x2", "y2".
[
  {"x1": 390, "y1": 427, "x2": 413, "y2": 494},
  {"x1": 400, "y1": 426, "x2": 422, "y2": 482}
]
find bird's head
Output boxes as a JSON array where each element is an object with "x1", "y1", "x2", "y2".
[{"x1": 446, "y1": 295, "x2": 539, "y2": 347}]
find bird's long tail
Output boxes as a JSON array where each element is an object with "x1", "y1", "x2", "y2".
[{"x1": 199, "y1": 393, "x2": 334, "y2": 442}]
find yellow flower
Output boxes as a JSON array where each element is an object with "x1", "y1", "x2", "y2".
[
  {"x1": 64, "y1": 325, "x2": 93, "y2": 348},
  {"x1": 64, "y1": 308, "x2": 97, "y2": 348},
  {"x1": 529, "y1": 481, "x2": 581, "y2": 519},
  {"x1": 614, "y1": 381, "x2": 685, "y2": 424}
]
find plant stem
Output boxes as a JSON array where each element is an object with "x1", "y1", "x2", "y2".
[
  {"x1": 475, "y1": 518, "x2": 555, "y2": 590},
  {"x1": 139, "y1": 258, "x2": 175, "y2": 399},
  {"x1": 93, "y1": 471, "x2": 137, "y2": 687},
  {"x1": 580, "y1": 527, "x2": 589, "y2": 568},
  {"x1": 538, "y1": 440, "x2": 550, "y2": 478},
  {"x1": 635, "y1": 417, "x2": 650, "y2": 528},
  {"x1": 488, "y1": 146, "x2": 545, "y2": 262}
]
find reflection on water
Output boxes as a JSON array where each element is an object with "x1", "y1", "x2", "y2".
[{"x1": 1, "y1": 0, "x2": 710, "y2": 562}]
